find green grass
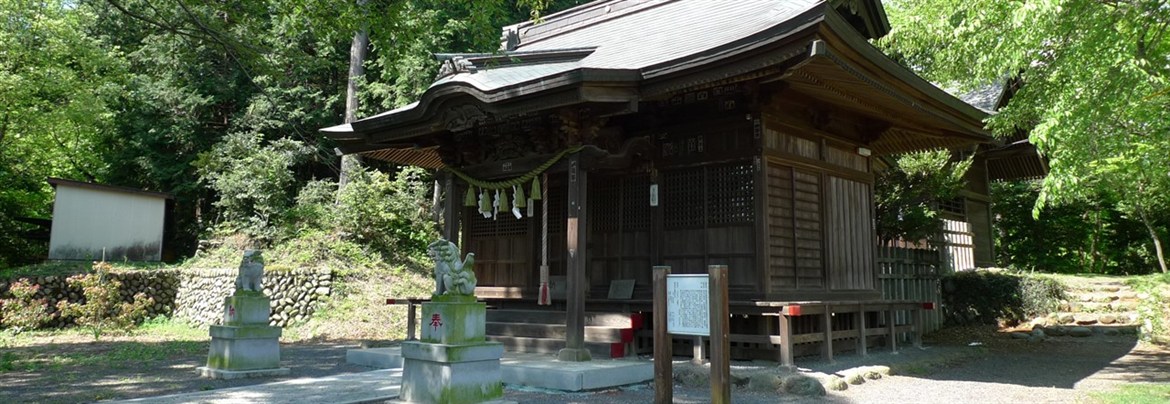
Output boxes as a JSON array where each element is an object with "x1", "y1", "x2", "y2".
[
  {"x1": 1, "y1": 261, "x2": 170, "y2": 278},
  {"x1": 1091, "y1": 383, "x2": 1170, "y2": 404},
  {"x1": 1124, "y1": 273, "x2": 1170, "y2": 344}
]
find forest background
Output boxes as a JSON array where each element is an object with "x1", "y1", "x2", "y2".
[{"x1": 1, "y1": 0, "x2": 1167, "y2": 276}]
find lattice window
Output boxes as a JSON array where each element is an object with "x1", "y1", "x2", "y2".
[
  {"x1": 707, "y1": 162, "x2": 755, "y2": 225},
  {"x1": 940, "y1": 197, "x2": 965, "y2": 215},
  {"x1": 468, "y1": 207, "x2": 530, "y2": 237},
  {"x1": 663, "y1": 167, "x2": 704, "y2": 229},
  {"x1": 623, "y1": 174, "x2": 651, "y2": 231},
  {"x1": 590, "y1": 177, "x2": 621, "y2": 233}
]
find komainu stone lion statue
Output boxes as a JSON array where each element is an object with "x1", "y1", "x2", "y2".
[
  {"x1": 427, "y1": 239, "x2": 476, "y2": 296},
  {"x1": 235, "y1": 249, "x2": 264, "y2": 292}
]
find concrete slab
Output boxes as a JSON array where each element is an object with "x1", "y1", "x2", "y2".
[
  {"x1": 347, "y1": 347, "x2": 403, "y2": 369},
  {"x1": 500, "y1": 352, "x2": 653, "y2": 392},
  {"x1": 348, "y1": 349, "x2": 653, "y2": 392},
  {"x1": 113, "y1": 369, "x2": 402, "y2": 404},
  {"x1": 196, "y1": 366, "x2": 290, "y2": 380}
]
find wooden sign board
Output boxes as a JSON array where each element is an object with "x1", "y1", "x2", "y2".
[
  {"x1": 666, "y1": 274, "x2": 709, "y2": 336},
  {"x1": 607, "y1": 279, "x2": 636, "y2": 299}
]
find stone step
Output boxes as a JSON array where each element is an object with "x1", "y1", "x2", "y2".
[
  {"x1": 1050, "y1": 312, "x2": 1139, "y2": 326},
  {"x1": 1035, "y1": 324, "x2": 1140, "y2": 338},
  {"x1": 1060, "y1": 301, "x2": 1140, "y2": 313},
  {"x1": 486, "y1": 322, "x2": 632, "y2": 343},
  {"x1": 486, "y1": 309, "x2": 640, "y2": 328},
  {"x1": 486, "y1": 335, "x2": 625, "y2": 358}
]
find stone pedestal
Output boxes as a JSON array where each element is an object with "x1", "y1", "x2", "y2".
[
  {"x1": 400, "y1": 295, "x2": 503, "y2": 404},
  {"x1": 198, "y1": 292, "x2": 289, "y2": 379}
]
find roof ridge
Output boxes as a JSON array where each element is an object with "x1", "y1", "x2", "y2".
[{"x1": 499, "y1": 0, "x2": 677, "y2": 51}]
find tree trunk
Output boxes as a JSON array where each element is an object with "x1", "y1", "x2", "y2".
[
  {"x1": 1138, "y1": 208, "x2": 1169, "y2": 274},
  {"x1": 338, "y1": 27, "x2": 369, "y2": 192}
]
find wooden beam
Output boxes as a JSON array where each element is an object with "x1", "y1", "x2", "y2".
[
  {"x1": 559, "y1": 153, "x2": 592, "y2": 362},
  {"x1": 855, "y1": 303, "x2": 867, "y2": 356},
  {"x1": 441, "y1": 172, "x2": 459, "y2": 243},
  {"x1": 821, "y1": 304, "x2": 833, "y2": 362},
  {"x1": 778, "y1": 313, "x2": 794, "y2": 368}
]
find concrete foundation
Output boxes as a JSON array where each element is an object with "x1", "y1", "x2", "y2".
[
  {"x1": 347, "y1": 347, "x2": 404, "y2": 369},
  {"x1": 400, "y1": 341, "x2": 504, "y2": 404}
]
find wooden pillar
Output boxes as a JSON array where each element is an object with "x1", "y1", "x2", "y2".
[
  {"x1": 821, "y1": 304, "x2": 833, "y2": 362},
  {"x1": 559, "y1": 154, "x2": 591, "y2": 362},
  {"x1": 440, "y1": 172, "x2": 459, "y2": 243},
  {"x1": 913, "y1": 307, "x2": 924, "y2": 349},
  {"x1": 653, "y1": 266, "x2": 672, "y2": 404},
  {"x1": 778, "y1": 313, "x2": 794, "y2": 368},
  {"x1": 855, "y1": 304, "x2": 868, "y2": 356},
  {"x1": 709, "y1": 265, "x2": 730, "y2": 404},
  {"x1": 692, "y1": 336, "x2": 705, "y2": 364},
  {"x1": 886, "y1": 306, "x2": 898, "y2": 352}
]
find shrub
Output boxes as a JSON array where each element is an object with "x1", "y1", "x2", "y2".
[
  {"x1": 0, "y1": 280, "x2": 51, "y2": 332},
  {"x1": 941, "y1": 270, "x2": 1065, "y2": 325},
  {"x1": 56, "y1": 262, "x2": 155, "y2": 340}
]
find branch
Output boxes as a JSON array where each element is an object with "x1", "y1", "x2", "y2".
[{"x1": 103, "y1": 0, "x2": 216, "y2": 44}]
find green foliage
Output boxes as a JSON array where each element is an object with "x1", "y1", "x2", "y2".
[
  {"x1": 883, "y1": 0, "x2": 1170, "y2": 273},
  {"x1": 993, "y1": 181, "x2": 1158, "y2": 274},
  {"x1": 1126, "y1": 273, "x2": 1170, "y2": 344},
  {"x1": 875, "y1": 150, "x2": 971, "y2": 244},
  {"x1": 195, "y1": 132, "x2": 313, "y2": 241},
  {"x1": 0, "y1": 280, "x2": 51, "y2": 332},
  {"x1": 55, "y1": 262, "x2": 154, "y2": 340},
  {"x1": 941, "y1": 271, "x2": 1065, "y2": 325}
]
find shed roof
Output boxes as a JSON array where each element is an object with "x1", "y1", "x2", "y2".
[{"x1": 48, "y1": 178, "x2": 174, "y2": 200}]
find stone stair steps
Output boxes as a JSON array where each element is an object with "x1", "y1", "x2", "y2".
[{"x1": 1049, "y1": 311, "x2": 1140, "y2": 326}]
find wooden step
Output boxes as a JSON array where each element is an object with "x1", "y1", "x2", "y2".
[
  {"x1": 485, "y1": 322, "x2": 633, "y2": 343},
  {"x1": 486, "y1": 335, "x2": 625, "y2": 358},
  {"x1": 485, "y1": 309, "x2": 639, "y2": 328}
]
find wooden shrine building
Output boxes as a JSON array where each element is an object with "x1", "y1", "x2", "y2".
[{"x1": 324, "y1": 0, "x2": 993, "y2": 364}]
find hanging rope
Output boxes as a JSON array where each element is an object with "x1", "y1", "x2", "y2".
[
  {"x1": 446, "y1": 146, "x2": 583, "y2": 191},
  {"x1": 448, "y1": 145, "x2": 583, "y2": 217}
]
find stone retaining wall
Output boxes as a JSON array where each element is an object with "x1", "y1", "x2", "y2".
[{"x1": 0, "y1": 267, "x2": 332, "y2": 329}]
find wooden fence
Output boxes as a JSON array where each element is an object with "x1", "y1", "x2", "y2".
[{"x1": 877, "y1": 241, "x2": 944, "y2": 333}]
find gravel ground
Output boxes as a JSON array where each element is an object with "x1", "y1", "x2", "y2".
[
  {"x1": 503, "y1": 327, "x2": 1170, "y2": 403},
  {"x1": 4, "y1": 327, "x2": 1167, "y2": 403}
]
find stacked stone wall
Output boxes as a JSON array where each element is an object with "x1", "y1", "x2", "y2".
[{"x1": 0, "y1": 267, "x2": 332, "y2": 329}]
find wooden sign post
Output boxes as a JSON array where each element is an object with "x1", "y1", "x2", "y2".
[
  {"x1": 653, "y1": 265, "x2": 731, "y2": 404},
  {"x1": 708, "y1": 265, "x2": 730, "y2": 404},
  {"x1": 652, "y1": 266, "x2": 671, "y2": 404}
]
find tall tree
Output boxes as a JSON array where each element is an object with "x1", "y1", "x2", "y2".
[
  {"x1": 883, "y1": 0, "x2": 1170, "y2": 273},
  {"x1": 0, "y1": 0, "x2": 128, "y2": 266}
]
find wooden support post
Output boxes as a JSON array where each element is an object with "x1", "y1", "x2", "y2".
[
  {"x1": 692, "y1": 336, "x2": 705, "y2": 364},
  {"x1": 913, "y1": 307, "x2": 924, "y2": 349},
  {"x1": 855, "y1": 304, "x2": 867, "y2": 356},
  {"x1": 440, "y1": 172, "x2": 458, "y2": 243},
  {"x1": 709, "y1": 265, "x2": 730, "y2": 404},
  {"x1": 822, "y1": 304, "x2": 833, "y2": 362},
  {"x1": 653, "y1": 266, "x2": 672, "y2": 404},
  {"x1": 886, "y1": 307, "x2": 898, "y2": 352},
  {"x1": 406, "y1": 302, "x2": 417, "y2": 341},
  {"x1": 778, "y1": 313, "x2": 794, "y2": 368},
  {"x1": 559, "y1": 154, "x2": 591, "y2": 362}
]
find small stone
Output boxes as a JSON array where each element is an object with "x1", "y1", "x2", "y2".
[
  {"x1": 1102, "y1": 328, "x2": 1120, "y2": 336},
  {"x1": 1099, "y1": 314, "x2": 1117, "y2": 324},
  {"x1": 841, "y1": 372, "x2": 866, "y2": 385},
  {"x1": 1030, "y1": 328, "x2": 1047, "y2": 339},
  {"x1": 1058, "y1": 313, "x2": 1075, "y2": 324},
  {"x1": 864, "y1": 371, "x2": 882, "y2": 380},
  {"x1": 1011, "y1": 332, "x2": 1031, "y2": 339},
  {"x1": 1074, "y1": 314, "x2": 1098, "y2": 325},
  {"x1": 1046, "y1": 326, "x2": 1067, "y2": 336},
  {"x1": 1068, "y1": 327, "x2": 1093, "y2": 337},
  {"x1": 315, "y1": 287, "x2": 330, "y2": 296}
]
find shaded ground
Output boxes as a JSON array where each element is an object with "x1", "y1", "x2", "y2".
[
  {"x1": 2, "y1": 326, "x2": 1168, "y2": 403},
  {"x1": 0, "y1": 333, "x2": 370, "y2": 403}
]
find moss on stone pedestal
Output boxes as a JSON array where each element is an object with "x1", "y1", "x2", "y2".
[{"x1": 438, "y1": 381, "x2": 504, "y2": 404}]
